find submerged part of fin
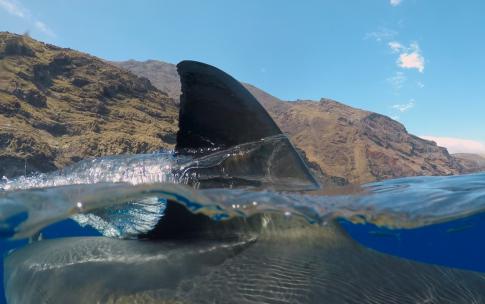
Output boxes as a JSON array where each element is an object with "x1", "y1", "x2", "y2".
[{"x1": 176, "y1": 60, "x2": 281, "y2": 151}]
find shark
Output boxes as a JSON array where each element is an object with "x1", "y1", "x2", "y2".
[{"x1": 4, "y1": 61, "x2": 485, "y2": 304}]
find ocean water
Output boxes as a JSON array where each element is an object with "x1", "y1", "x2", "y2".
[{"x1": 1, "y1": 137, "x2": 485, "y2": 303}]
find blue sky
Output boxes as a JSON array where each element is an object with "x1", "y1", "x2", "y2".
[{"x1": 1, "y1": 0, "x2": 485, "y2": 153}]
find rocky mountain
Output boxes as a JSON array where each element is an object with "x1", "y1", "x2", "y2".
[
  {"x1": 453, "y1": 153, "x2": 485, "y2": 173},
  {"x1": 115, "y1": 60, "x2": 464, "y2": 184},
  {"x1": 0, "y1": 32, "x2": 178, "y2": 178},
  {"x1": 0, "y1": 33, "x2": 467, "y2": 183},
  {"x1": 112, "y1": 59, "x2": 181, "y2": 101}
]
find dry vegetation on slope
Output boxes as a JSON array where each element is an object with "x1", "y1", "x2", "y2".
[
  {"x1": 118, "y1": 60, "x2": 464, "y2": 184},
  {"x1": 0, "y1": 34, "x2": 470, "y2": 183},
  {"x1": 0, "y1": 32, "x2": 178, "y2": 177}
]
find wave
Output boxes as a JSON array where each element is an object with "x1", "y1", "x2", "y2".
[
  {"x1": 2, "y1": 137, "x2": 485, "y2": 304},
  {"x1": 1, "y1": 137, "x2": 485, "y2": 240}
]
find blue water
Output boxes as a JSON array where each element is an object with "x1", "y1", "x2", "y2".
[
  {"x1": 1, "y1": 149, "x2": 485, "y2": 303},
  {"x1": 2, "y1": 213, "x2": 485, "y2": 304},
  {"x1": 340, "y1": 211, "x2": 485, "y2": 273}
]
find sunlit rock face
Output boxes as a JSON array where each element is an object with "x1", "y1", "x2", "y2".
[
  {"x1": 454, "y1": 153, "x2": 485, "y2": 173},
  {"x1": 115, "y1": 60, "x2": 465, "y2": 184},
  {"x1": 0, "y1": 32, "x2": 178, "y2": 178},
  {"x1": 1, "y1": 31, "x2": 467, "y2": 183}
]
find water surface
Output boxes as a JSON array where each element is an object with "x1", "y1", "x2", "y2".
[{"x1": 1, "y1": 141, "x2": 485, "y2": 303}]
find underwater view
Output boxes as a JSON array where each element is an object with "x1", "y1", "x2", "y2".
[
  {"x1": 2, "y1": 1, "x2": 485, "y2": 303},
  {"x1": 2, "y1": 140, "x2": 485, "y2": 303},
  {"x1": 1, "y1": 59, "x2": 485, "y2": 303}
]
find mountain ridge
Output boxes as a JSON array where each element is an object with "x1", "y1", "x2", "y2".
[
  {"x1": 0, "y1": 33, "x2": 475, "y2": 183},
  {"x1": 113, "y1": 59, "x2": 466, "y2": 184}
]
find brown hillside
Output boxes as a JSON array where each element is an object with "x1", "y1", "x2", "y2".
[
  {"x1": 112, "y1": 59, "x2": 181, "y2": 101},
  {"x1": 453, "y1": 153, "x2": 485, "y2": 173},
  {"x1": 117, "y1": 60, "x2": 464, "y2": 184},
  {"x1": 0, "y1": 34, "x2": 465, "y2": 184},
  {"x1": 0, "y1": 32, "x2": 178, "y2": 178}
]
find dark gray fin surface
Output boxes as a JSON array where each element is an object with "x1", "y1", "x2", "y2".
[
  {"x1": 5, "y1": 211, "x2": 485, "y2": 304},
  {"x1": 175, "y1": 60, "x2": 319, "y2": 190},
  {"x1": 176, "y1": 60, "x2": 281, "y2": 151}
]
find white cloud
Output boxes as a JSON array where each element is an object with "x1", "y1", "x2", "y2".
[
  {"x1": 388, "y1": 41, "x2": 403, "y2": 53},
  {"x1": 364, "y1": 28, "x2": 398, "y2": 42},
  {"x1": 417, "y1": 81, "x2": 425, "y2": 88},
  {"x1": 34, "y1": 21, "x2": 55, "y2": 37},
  {"x1": 387, "y1": 71, "x2": 407, "y2": 89},
  {"x1": 392, "y1": 100, "x2": 415, "y2": 112},
  {"x1": 398, "y1": 52, "x2": 425, "y2": 72},
  {"x1": 390, "y1": 0, "x2": 402, "y2": 6},
  {"x1": 389, "y1": 42, "x2": 425, "y2": 73},
  {"x1": 0, "y1": 0, "x2": 26, "y2": 17},
  {"x1": 0, "y1": 0, "x2": 56, "y2": 37},
  {"x1": 421, "y1": 136, "x2": 485, "y2": 155}
]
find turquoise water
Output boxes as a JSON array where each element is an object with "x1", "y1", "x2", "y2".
[{"x1": 1, "y1": 146, "x2": 485, "y2": 303}]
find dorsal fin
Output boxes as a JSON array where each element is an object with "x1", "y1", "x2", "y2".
[
  {"x1": 175, "y1": 60, "x2": 319, "y2": 190},
  {"x1": 176, "y1": 60, "x2": 282, "y2": 151}
]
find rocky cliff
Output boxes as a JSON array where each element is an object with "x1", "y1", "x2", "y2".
[
  {"x1": 0, "y1": 33, "x2": 466, "y2": 183},
  {"x1": 0, "y1": 32, "x2": 178, "y2": 177},
  {"x1": 453, "y1": 153, "x2": 485, "y2": 173},
  {"x1": 113, "y1": 59, "x2": 181, "y2": 101},
  {"x1": 115, "y1": 60, "x2": 464, "y2": 184}
]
